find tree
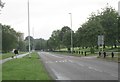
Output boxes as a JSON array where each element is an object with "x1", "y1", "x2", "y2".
[
  {"x1": 18, "y1": 41, "x2": 26, "y2": 51},
  {"x1": 0, "y1": 0, "x2": 4, "y2": 8},
  {"x1": 75, "y1": 6, "x2": 118, "y2": 49},
  {"x1": 25, "y1": 36, "x2": 34, "y2": 51},
  {"x1": 0, "y1": 0, "x2": 5, "y2": 14},
  {"x1": 34, "y1": 38, "x2": 47, "y2": 51},
  {"x1": 99, "y1": 6, "x2": 118, "y2": 47},
  {"x1": 2, "y1": 24, "x2": 18, "y2": 52}
]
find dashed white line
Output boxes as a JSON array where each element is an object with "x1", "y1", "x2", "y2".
[
  {"x1": 77, "y1": 63, "x2": 84, "y2": 67},
  {"x1": 56, "y1": 61, "x2": 58, "y2": 63},
  {"x1": 45, "y1": 59, "x2": 74, "y2": 64},
  {"x1": 111, "y1": 74, "x2": 118, "y2": 78},
  {"x1": 88, "y1": 66, "x2": 102, "y2": 72},
  {"x1": 59, "y1": 61, "x2": 62, "y2": 62},
  {"x1": 68, "y1": 60, "x2": 73, "y2": 63}
]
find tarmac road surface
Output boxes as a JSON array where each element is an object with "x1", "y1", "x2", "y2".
[{"x1": 38, "y1": 52, "x2": 118, "y2": 80}]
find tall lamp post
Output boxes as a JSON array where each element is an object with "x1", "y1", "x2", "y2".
[
  {"x1": 69, "y1": 13, "x2": 73, "y2": 54},
  {"x1": 118, "y1": 1, "x2": 120, "y2": 43},
  {"x1": 28, "y1": 0, "x2": 31, "y2": 58}
]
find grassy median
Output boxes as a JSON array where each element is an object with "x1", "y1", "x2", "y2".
[{"x1": 2, "y1": 52, "x2": 52, "y2": 80}]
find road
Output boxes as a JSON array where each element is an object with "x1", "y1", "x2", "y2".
[{"x1": 38, "y1": 52, "x2": 118, "y2": 80}]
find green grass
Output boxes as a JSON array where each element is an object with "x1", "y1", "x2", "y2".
[
  {"x1": 51, "y1": 51, "x2": 97, "y2": 57},
  {"x1": 0, "y1": 52, "x2": 27, "y2": 60},
  {"x1": 51, "y1": 51, "x2": 119, "y2": 62},
  {"x1": 0, "y1": 55, "x2": 1, "y2": 60},
  {"x1": 0, "y1": 52, "x2": 15, "y2": 60},
  {"x1": 2, "y1": 52, "x2": 52, "y2": 80},
  {"x1": 58, "y1": 46, "x2": 120, "y2": 52}
]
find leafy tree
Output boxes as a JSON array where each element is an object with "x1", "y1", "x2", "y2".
[
  {"x1": 34, "y1": 38, "x2": 47, "y2": 51},
  {"x1": 75, "y1": 6, "x2": 118, "y2": 49},
  {"x1": 47, "y1": 26, "x2": 74, "y2": 51},
  {"x1": 25, "y1": 36, "x2": 34, "y2": 50},
  {"x1": 18, "y1": 41, "x2": 26, "y2": 51},
  {"x1": 0, "y1": 0, "x2": 4, "y2": 8},
  {"x1": 99, "y1": 6, "x2": 118, "y2": 47},
  {"x1": 2, "y1": 24, "x2": 18, "y2": 52}
]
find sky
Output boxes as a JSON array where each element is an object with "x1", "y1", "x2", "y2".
[{"x1": 0, "y1": 0, "x2": 119, "y2": 40}]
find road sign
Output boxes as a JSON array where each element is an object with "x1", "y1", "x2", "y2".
[{"x1": 98, "y1": 35, "x2": 104, "y2": 46}]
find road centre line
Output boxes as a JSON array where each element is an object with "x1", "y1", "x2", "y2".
[
  {"x1": 45, "y1": 59, "x2": 74, "y2": 63},
  {"x1": 88, "y1": 66, "x2": 103, "y2": 72},
  {"x1": 77, "y1": 63, "x2": 84, "y2": 67},
  {"x1": 110, "y1": 74, "x2": 118, "y2": 78}
]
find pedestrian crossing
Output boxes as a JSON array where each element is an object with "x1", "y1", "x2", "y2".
[{"x1": 45, "y1": 59, "x2": 73, "y2": 64}]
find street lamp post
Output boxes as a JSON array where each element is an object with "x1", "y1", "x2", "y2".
[
  {"x1": 69, "y1": 13, "x2": 73, "y2": 54},
  {"x1": 28, "y1": 0, "x2": 31, "y2": 58},
  {"x1": 118, "y1": 1, "x2": 120, "y2": 16}
]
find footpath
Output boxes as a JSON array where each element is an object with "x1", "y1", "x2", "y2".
[{"x1": 0, "y1": 53, "x2": 29, "y2": 64}]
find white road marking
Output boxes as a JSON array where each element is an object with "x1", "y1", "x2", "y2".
[
  {"x1": 64, "y1": 60, "x2": 67, "y2": 62},
  {"x1": 62, "y1": 61, "x2": 64, "y2": 62},
  {"x1": 59, "y1": 61, "x2": 62, "y2": 62},
  {"x1": 51, "y1": 68, "x2": 70, "y2": 80},
  {"x1": 77, "y1": 63, "x2": 84, "y2": 67},
  {"x1": 68, "y1": 60, "x2": 73, "y2": 63},
  {"x1": 111, "y1": 74, "x2": 118, "y2": 78},
  {"x1": 45, "y1": 59, "x2": 75, "y2": 64},
  {"x1": 88, "y1": 66, "x2": 102, "y2": 72}
]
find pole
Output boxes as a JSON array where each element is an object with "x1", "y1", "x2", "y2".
[
  {"x1": 28, "y1": 0, "x2": 31, "y2": 58},
  {"x1": 119, "y1": 1, "x2": 120, "y2": 16},
  {"x1": 101, "y1": 35, "x2": 104, "y2": 53},
  {"x1": 69, "y1": 13, "x2": 73, "y2": 54},
  {"x1": 32, "y1": 27, "x2": 34, "y2": 51}
]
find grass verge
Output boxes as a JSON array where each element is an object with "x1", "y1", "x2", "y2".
[
  {"x1": 0, "y1": 52, "x2": 27, "y2": 60},
  {"x1": 2, "y1": 52, "x2": 52, "y2": 80},
  {"x1": 0, "y1": 53, "x2": 15, "y2": 60},
  {"x1": 50, "y1": 51, "x2": 97, "y2": 57},
  {"x1": 97, "y1": 54, "x2": 119, "y2": 62},
  {"x1": 50, "y1": 52, "x2": 119, "y2": 62}
]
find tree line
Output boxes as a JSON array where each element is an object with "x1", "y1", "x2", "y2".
[
  {"x1": 1, "y1": 6, "x2": 120, "y2": 53},
  {"x1": 46, "y1": 6, "x2": 119, "y2": 52},
  {"x1": 1, "y1": 24, "x2": 26, "y2": 52}
]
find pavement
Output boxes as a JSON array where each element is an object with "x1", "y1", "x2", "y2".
[
  {"x1": 0, "y1": 53, "x2": 29, "y2": 64},
  {"x1": 38, "y1": 52, "x2": 118, "y2": 80}
]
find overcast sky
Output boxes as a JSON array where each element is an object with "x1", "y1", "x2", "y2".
[{"x1": 0, "y1": 0, "x2": 119, "y2": 40}]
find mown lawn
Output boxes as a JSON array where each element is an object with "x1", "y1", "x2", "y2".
[
  {"x1": 2, "y1": 52, "x2": 52, "y2": 80},
  {"x1": 0, "y1": 52, "x2": 15, "y2": 60},
  {"x1": 51, "y1": 51, "x2": 97, "y2": 57},
  {"x1": 0, "y1": 52, "x2": 27, "y2": 60},
  {"x1": 50, "y1": 52, "x2": 119, "y2": 62}
]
